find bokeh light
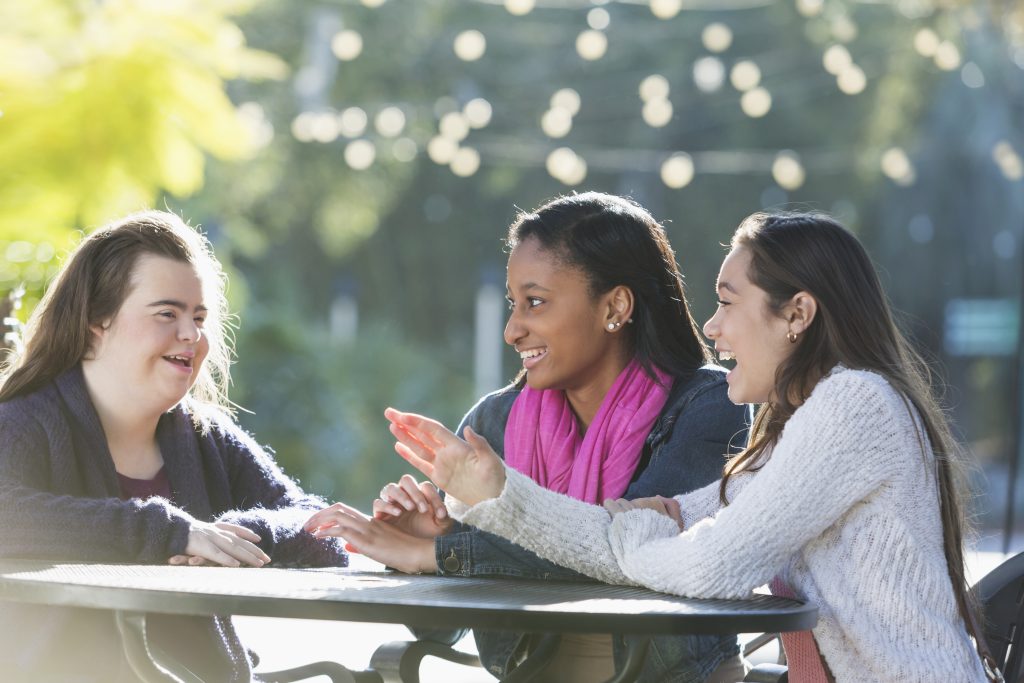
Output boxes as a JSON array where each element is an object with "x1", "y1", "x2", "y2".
[
  {"x1": 772, "y1": 151, "x2": 806, "y2": 190},
  {"x1": 450, "y1": 147, "x2": 481, "y2": 177},
  {"x1": 660, "y1": 153, "x2": 695, "y2": 189},
  {"x1": 464, "y1": 98, "x2": 493, "y2": 129},
  {"x1": 693, "y1": 56, "x2": 726, "y2": 93},
  {"x1": 642, "y1": 98, "x2": 673, "y2": 128},
  {"x1": 344, "y1": 140, "x2": 376, "y2": 170},
  {"x1": 576, "y1": 30, "x2": 608, "y2": 61},
  {"x1": 639, "y1": 74, "x2": 670, "y2": 102},
  {"x1": 702, "y1": 23, "x2": 733, "y2": 53},
  {"x1": 741, "y1": 87, "x2": 772, "y2": 117},
  {"x1": 374, "y1": 107, "x2": 406, "y2": 137},
  {"x1": 331, "y1": 30, "x2": 363, "y2": 61},
  {"x1": 730, "y1": 60, "x2": 761, "y2": 91},
  {"x1": 454, "y1": 30, "x2": 486, "y2": 62}
]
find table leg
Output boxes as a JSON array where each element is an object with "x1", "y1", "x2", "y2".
[
  {"x1": 115, "y1": 611, "x2": 205, "y2": 683},
  {"x1": 601, "y1": 636, "x2": 651, "y2": 683}
]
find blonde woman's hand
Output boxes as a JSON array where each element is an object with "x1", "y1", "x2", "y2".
[
  {"x1": 603, "y1": 496, "x2": 684, "y2": 530},
  {"x1": 181, "y1": 521, "x2": 270, "y2": 567},
  {"x1": 373, "y1": 475, "x2": 453, "y2": 539},
  {"x1": 384, "y1": 408, "x2": 505, "y2": 507}
]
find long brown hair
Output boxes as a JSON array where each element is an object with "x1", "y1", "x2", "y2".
[
  {"x1": 507, "y1": 192, "x2": 713, "y2": 384},
  {"x1": 718, "y1": 211, "x2": 980, "y2": 655},
  {"x1": 0, "y1": 210, "x2": 233, "y2": 415}
]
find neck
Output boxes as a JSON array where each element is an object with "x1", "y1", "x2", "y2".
[
  {"x1": 81, "y1": 361, "x2": 162, "y2": 455},
  {"x1": 565, "y1": 353, "x2": 632, "y2": 430}
]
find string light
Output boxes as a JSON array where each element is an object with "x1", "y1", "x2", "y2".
[
  {"x1": 338, "y1": 107, "x2": 368, "y2": 137},
  {"x1": 772, "y1": 151, "x2": 805, "y2": 190},
  {"x1": 693, "y1": 57, "x2": 726, "y2": 93},
  {"x1": 344, "y1": 140, "x2": 376, "y2": 169},
  {"x1": 741, "y1": 87, "x2": 772, "y2": 117},
  {"x1": 454, "y1": 30, "x2": 487, "y2": 61},
  {"x1": 660, "y1": 153, "x2": 695, "y2": 189},
  {"x1": 332, "y1": 30, "x2": 363, "y2": 61},
  {"x1": 464, "y1": 98, "x2": 493, "y2": 128},
  {"x1": 730, "y1": 60, "x2": 761, "y2": 91},
  {"x1": 374, "y1": 107, "x2": 406, "y2": 137},
  {"x1": 649, "y1": 0, "x2": 682, "y2": 20},
  {"x1": 639, "y1": 74, "x2": 670, "y2": 102},
  {"x1": 702, "y1": 23, "x2": 733, "y2": 53},
  {"x1": 450, "y1": 147, "x2": 481, "y2": 176},
  {"x1": 504, "y1": 0, "x2": 534, "y2": 16},
  {"x1": 576, "y1": 30, "x2": 608, "y2": 61}
]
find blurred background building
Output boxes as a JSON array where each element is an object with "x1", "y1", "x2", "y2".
[{"x1": 1, "y1": 0, "x2": 1022, "y2": 551}]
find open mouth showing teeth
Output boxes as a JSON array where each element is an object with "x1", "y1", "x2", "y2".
[
  {"x1": 718, "y1": 351, "x2": 736, "y2": 362},
  {"x1": 520, "y1": 348, "x2": 546, "y2": 359},
  {"x1": 164, "y1": 355, "x2": 192, "y2": 368}
]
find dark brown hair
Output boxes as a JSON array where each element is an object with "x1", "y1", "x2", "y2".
[
  {"x1": 718, "y1": 211, "x2": 978, "y2": 659},
  {"x1": 0, "y1": 210, "x2": 232, "y2": 414},
  {"x1": 507, "y1": 192, "x2": 712, "y2": 382}
]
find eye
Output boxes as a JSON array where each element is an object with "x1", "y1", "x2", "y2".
[
  {"x1": 527, "y1": 297, "x2": 543, "y2": 308},
  {"x1": 194, "y1": 315, "x2": 207, "y2": 327},
  {"x1": 716, "y1": 299, "x2": 731, "y2": 307},
  {"x1": 157, "y1": 310, "x2": 176, "y2": 319}
]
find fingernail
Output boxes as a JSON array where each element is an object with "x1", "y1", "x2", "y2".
[
  {"x1": 418, "y1": 504, "x2": 427, "y2": 513},
  {"x1": 437, "y1": 508, "x2": 447, "y2": 519}
]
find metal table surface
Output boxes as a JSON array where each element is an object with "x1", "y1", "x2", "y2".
[
  {"x1": 0, "y1": 560, "x2": 817, "y2": 682},
  {"x1": 0, "y1": 559, "x2": 816, "y2": 635}
]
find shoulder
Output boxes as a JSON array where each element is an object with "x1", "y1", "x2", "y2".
[
  {"x1": 461, "y1": 383, "x2": 520, "y2": 427},
  {"x1": 791, "y1": 366, "x2": 915, "y2": 437},
  {"x1": 0, "y1": 381, "x2": 63, "y2": 444},
  {"x1": 664, "y1": 365, "x2": 747, "y2": 423},
  {"x1": 176, "y1": 400, "x2": 268, "y2": 458}
]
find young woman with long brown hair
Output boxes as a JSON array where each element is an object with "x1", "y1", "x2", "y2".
[
  {"x1": 0, "y1": 211, "x2": 346, "y2": 682},
  {"x1": 384, "y1": 212, "x2": 994, "y2": 682}
]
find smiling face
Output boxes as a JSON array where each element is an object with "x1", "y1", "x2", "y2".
[
  {"x1": 504, "y1": 237, "x2": 628, "y2": 404},
  {"x1": 85, "y1": 254, "x2": 210, "y2": 416},
  {"x1": 703, "y1": 246, "x2": 796, "y2": 405}
]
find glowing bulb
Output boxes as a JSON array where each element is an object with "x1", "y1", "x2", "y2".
[
  {"x1": 740, "y1": 88, "x2": 772, "y2": 117},
  {"x1": 934, "y1": 41, "x2": 961, "y2": 71},
  {"x1": 693, "y1": 56, "x2": 725, "y2": 93},
  {"x1": 822, "y1": 45, "x2": 851, "y2": 75},
  {"x1": 642, "y1": 98, "x2": 673, "y2": 128},
  {"x1": 541, "y1": 108, "x2": 573, "y2": 138},
  {"x1": 344, "y1": 140, "x2": 376, "y2": 170},
  {"x1": 702, "y1": 23, "x2": 733, "y2": 53},
  {"x1": 464, "y1": 98, "x2": 493, "y2": 128},
  {"x1": 730, "y1": 60, "x2": 761, "y2": 91},
  {"x1": 551, "y1": 88, "x2": 581, "y2": 116},
  {"x1": 454, "y1": 30, "x2": 486, "y2": 61},
  {"x1": 914, "y1": 28, "x2": 940, "y2": 57},
  {"x1": 331, "y1": 30, "x2": 363, "y2": 61},
  {"x1": 660, "y1": 153, "x2": 695, "y2": 189},
  {"x1": 576, "y1": 30, "x2": 608, "y2": 61},
  {"x1": 837, "y1": 65, "x2": 866, "y2": 95},
  {"x1": 427, "y1": 136, "x2": 458, "y2": 165},
  {"x1": 450, "y1": 147, "x2": 481, "y2": 177},
  {"x1": 650, "y1": 0, "x2": 682, "y2": 20},
  {"x1": 374, "y1": 107, "x2": 406, "y2": 137},
  {"x1": 587, "y1": 8, "x2": 610, "y2": 30},
  {"x1": 338, "y1": 107, "x2": 368, "y2": 137},
  {"x1": 639, "y1": 74, "x2": 670, "y2": 102},
  {"x1": 772, "y1": 151, "x2": 805, "y2": 190},
  {"x1": 504, "y1": 0, "x2": 535, "y2": 16}
]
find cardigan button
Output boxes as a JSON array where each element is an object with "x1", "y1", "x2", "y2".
[{"x1": 442, "y1": 550, "x2": 461, "y2": 573}]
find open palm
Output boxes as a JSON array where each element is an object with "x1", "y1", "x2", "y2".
[{"x1": 384, "y1": 407, "x2": 505, "y2": 507}]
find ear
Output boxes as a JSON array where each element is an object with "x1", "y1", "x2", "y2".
[
  {"x1": 784, "y1": 291, "x2": 818, "y2": 335},
  {"x1": 85, "y1": 320, "x2": 111, "y2": 359},
  {"x1": 603, "y1": 285, "x2": 635, "y2": 327}
]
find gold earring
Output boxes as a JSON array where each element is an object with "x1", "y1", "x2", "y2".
[{"x1": 787, "y1": 331, "x2": 798, "y2": 343}]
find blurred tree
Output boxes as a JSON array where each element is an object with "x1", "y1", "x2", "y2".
[{"x1": 0, "y1": 0, "x2": 284, "y2": 307}]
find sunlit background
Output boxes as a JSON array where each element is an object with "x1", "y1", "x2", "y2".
[{"x1": 1, "y1": 0, "x2": 1022, "y2": 553}]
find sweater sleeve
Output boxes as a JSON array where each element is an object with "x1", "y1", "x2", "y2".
[
  {"x1": 0, "y1": 415, "x2": 196, "y2": 562},
  {"x1": 608, "y1": 370, "x2": 904, "y2": 598},
  {"x1": 209, "y1": 416, "x2": 347, "y2": 567}
]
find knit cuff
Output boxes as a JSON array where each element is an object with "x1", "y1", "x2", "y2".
[
  {"x1": 454, "y1": 465, "x2": 526, "y2": 533},
  {"x1": 608, "y1": 508, "x2": 680, "y2": 576}
]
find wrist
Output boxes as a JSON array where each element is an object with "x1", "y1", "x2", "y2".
[{"x1": 416, "y1": 537, "x2": 438, "y2": 574}]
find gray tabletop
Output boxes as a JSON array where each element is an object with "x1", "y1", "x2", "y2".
[{"x1": 0, "y1": 559, "x2": 817, "y2": 635}]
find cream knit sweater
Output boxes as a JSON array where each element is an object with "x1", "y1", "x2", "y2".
[{"x1": 450, "y1": 367, "x2": 987, "y2": 683}]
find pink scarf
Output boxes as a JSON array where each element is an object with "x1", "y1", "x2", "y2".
[{"x1": 504, "y1": 361, "x2": 672, "y2": 504}]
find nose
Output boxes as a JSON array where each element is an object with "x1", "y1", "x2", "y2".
[
  {"x1": 702, "y1": 309, "x2": 719, "y2": 340},
  {"x1": 178, "y1": 318, "x2": 202, "y2": 344},
  {"x1": 503, "y1": 309, "x2": 525, "y2": 347}
]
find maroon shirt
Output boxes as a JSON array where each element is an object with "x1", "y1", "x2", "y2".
[{"x1": 117, "y1": 466, "x2": 173, "y2": 501}]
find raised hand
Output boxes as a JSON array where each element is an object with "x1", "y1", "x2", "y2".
[
  {"x1": 603, "y1": 496, "x2": 685, "y2": 530},
  {"x1": 303, "y1": 500, "x2": 436, "y2": 574},
  {"x1": 384, "y1": 407, "x2": 505, "y2": 507},
  {"x1": 179, "y1": 521, "x2": 271, "y2": 567},
  {"x1": 373, "y1": 474, "x2": 453, "y2": 539}
]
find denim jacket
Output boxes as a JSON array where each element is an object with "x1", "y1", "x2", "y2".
[{"x1": 424, "y1": 365, "x2": 751, "y2": 682}]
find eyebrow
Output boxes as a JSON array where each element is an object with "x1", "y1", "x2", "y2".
[
  {"x1": 716, "y1": 281, "x2": 739, "y2": 295},
  {"x1": 507, "y1": 282, "x2": 552, "y2": 294},
  {"x1": 147, "y1": 299, "x2": 208, "y2": 312}
]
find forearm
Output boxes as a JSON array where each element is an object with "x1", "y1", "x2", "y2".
[
  {"x1": 218, "y1": 496, "x2": 347, "y2": 567},
  {"x1": 453, "y1": 467, "x2": 634, "y2": 585}
]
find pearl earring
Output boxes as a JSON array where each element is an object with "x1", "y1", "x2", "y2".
[{"x1": 607, "y1": 322, "x2": 616, "y2": 330}]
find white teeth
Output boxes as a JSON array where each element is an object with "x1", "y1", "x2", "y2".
[
  {"x1": 519, "y1": 348, "x2": 545, "y2": 359},
  {"x1": 718, "y1": 351, "x2": 736, "y2": 362}
]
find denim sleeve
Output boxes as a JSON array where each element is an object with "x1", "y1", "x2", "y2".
[{"x1": 623, "y1": 374, "x2": 750, "y2": 500}]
